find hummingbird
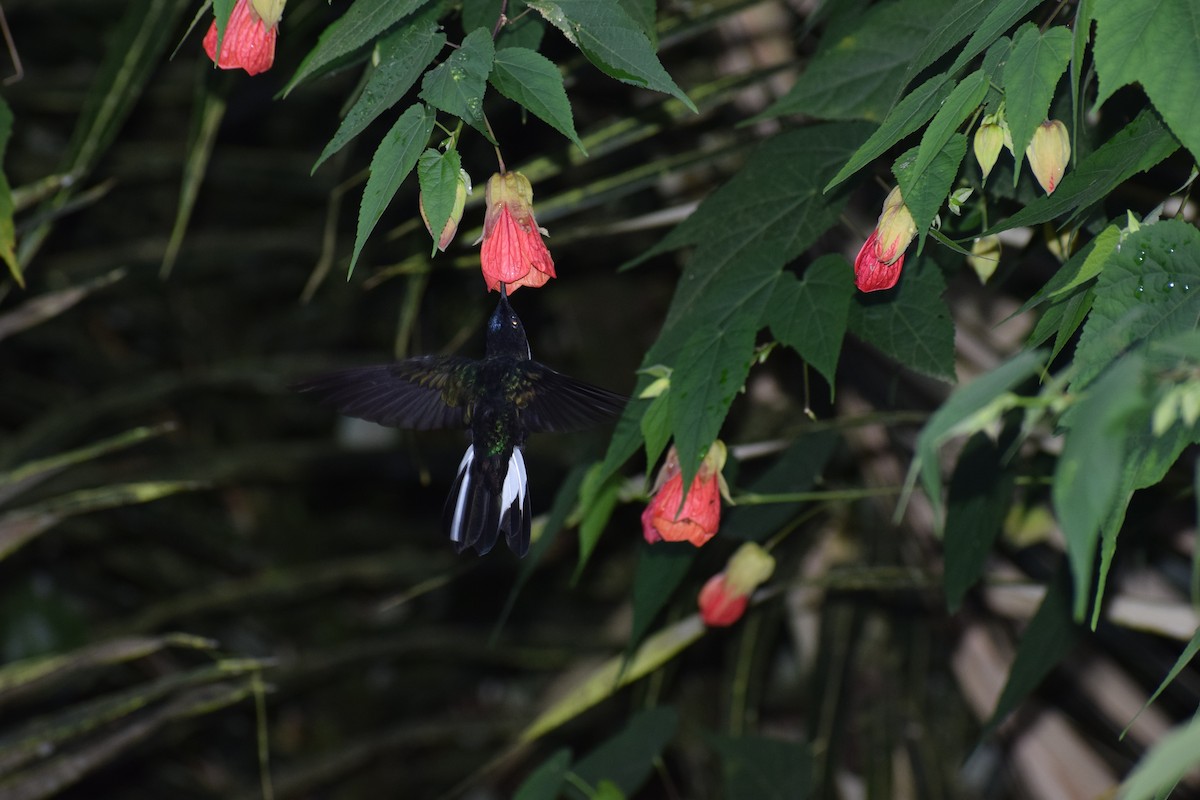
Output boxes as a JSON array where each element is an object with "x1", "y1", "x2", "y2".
[{"x1": 295, "y1": 288, "x2": 625, "y2": 557}]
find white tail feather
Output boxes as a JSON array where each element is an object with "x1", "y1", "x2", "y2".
[{"x1": 448, "y1": 447, "x2": 473, "y2": 543}]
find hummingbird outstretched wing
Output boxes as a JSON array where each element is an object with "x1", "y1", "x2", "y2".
[
  {"x1": 513, "y1": 363, "x2": 627, "y2": 433},
  {"x1": 294, "y1": 356, "x2": 479, "y2": 430}
]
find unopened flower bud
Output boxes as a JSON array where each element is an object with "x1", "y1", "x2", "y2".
[
  {"x1": 1026, "y1": 119, "x2": 1070, "y2": 194},
  {"x1": 420, "y1": 169, "x2": 471, "y2": 252},
  {"x1": 697, "y1": 542, "x2": 776, "y2": 627},
  {"x1": 974, "y1": 121, "x2": 1005, "y2": 182}
]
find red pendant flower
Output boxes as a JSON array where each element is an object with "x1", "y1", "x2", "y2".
[
  {"x1": 853, "y1": 186, "x2": 916, "y2": 293},
  {"x1": 698, "y1": 542, "x2": 776, "y2": 627},
  {"x1": 203, "y1": 0, "x2": 284, "y2": 76},
  {"x1": 479, "y1": 171, "x2": 555, "y2": 293},
  {"x1": 641, "y1": 442, "x2": 726, "y2": 547}
]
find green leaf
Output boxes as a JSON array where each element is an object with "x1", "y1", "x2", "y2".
[
  {"x1": 823, "y1": 74, "x2": 955, "y2": 191},
  {"x1": 161, "y1": 86, "x2": 226, "y2": 279},
  {"x1": 908, "y1": 349, "x2": 1043, "y2": 524},
  {"x1": 1054, "y1": 353, "x2": 1144, "y2": 619},
  {"x1": 575, "y1": 464, "x2": 622, "y2": 580},
  {"x1": 514, "y1": 748, "x2": 572, "y2": 800},
  {"x1": 285, "y1": 0, "x2": 429, "y2": 95},
  {"x1": 765, "y1": 254, "x2": 854, "y2": 391},
  {"x1": 526, "y1": 0, "x2": 695, "y2": 111},
  {"x1": 709, "y1": 734, "x2": 813, "y2": 800},
  {"x1": 419, "y1": 27, "x2": 495, "y2": 139},
  {"x1": 640, "y1": 390, "x2": 670, "y2": 473},
  {"x1": 489, "y1": 47, "x2": 586, "y2": 154},
  {"x1": 984, "y1": 566, "x2": 1080, "y2": 734},
  {"x1": 893, "y1": 133, "x2": 969, "y2": 253},
  {"x1": 944, "y1": 431, "x2": 1016, "y2": 612},
  {"x1": 757, "y1": 0, "x2": 956, "y2": 122},
  {"x1": 416, "y1": 147, "x2": 461, "y2": 254},
  {"x1": 847, "y1": 259, "x2": 956, "y2": 382},
  {"x1": 939, "y1": 0, "x2": 1042, "y2": 77},
  {"x1": 1121, "y1": 714, "x2": 1200, "y2": 800},
  {"x1": 1004, "y1": 24, "x2": 1073, "y2": 181},
  {"x1": 605, "y1": 123, "x2": 870, "y2": 486},
  {"x1": 984, "y1": 109, "x2": 1179, "y2": 236},
  {"x1": 571, "y1": 707, "x2": 678, "y2": 798},
  {"x1": 313, "y1": 11, "x2": 446, "y2": 171},
  {"x1": 351, "y1": 103, "x2": 435, "y2": 276},
  {"x1": 1072, "y1": 219, "x2": 1200, "y2": 391},
  {"x1": 667, "y1": 272, "x2": 773, "y2": 478},
  {"x1": 1093, "y1": 0, "x2": 1200, "y2": 164},
  {"x1": 211, "y1": 0, "x2": 236, "y2": 62},
  {"x1": 1123, "y1": 627, "x2": 1200, "y2": 739},
  {"x1": 627, "y1": 543, "x2": 696, "y2": 660},
  {"x1": 898, "y1": 70, "x2": 985, "y2": 203},
  {"x1": 618, "y1": 0, "x2": 657, "y2": 47}
]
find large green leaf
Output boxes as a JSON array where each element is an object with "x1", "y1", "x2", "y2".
[
  {"x1": 570, "y1": 707, "x2": 678, "y2": 798},
  {"x1": 944, "y1": 431, "x2": 1016, "y2": 612},
  {"x1": 604, "y1": 123, "x2": 870, "y2": 485},
  {"x1": 1072, "y1": 219, "x2": 1200, "y2": 391},
  {"x1": 984, "y1": 109, "x2": 1179, "y2": 236},
  {"x1": 1003, "y1": 24, "x2": 1073, "y2": 181},
  {"x1": 709, "y1": 734, "x2": 813, "y2": 800},
  {"x1": 285, "y1": 0, "x2": 430, "y2": 95},
  {"x1": 1054, "y1": 353, "x2": 1144, "y2": 619},
  {"x1": 1120, "y1": 714, "x2": 1200, "y2": 800},
  {"x1": 313, "y1": 10, "x2": 446, "y2": 171},
  {"x1": 351, "y1": 103, "x2": 435, "y2": 276},
  {"x1": 908, "y1": 348, "x2": 1043, "y2": 523},
  {"x1": 526, "y1": 0, "x2": 695, "y2": 111},
  {"x1": 824, "y1": 74, "x2": 954, "y2": 191},
  {"x1": 1093, "y1": 0, "x2": 1200, "y2": 164},
  {"x1": 942, "y1": 0, "x2": 1043, "y2": 76},
  {"x1": 847, "y1": 258, "x2": 956, "y2": 382},
  {"x1": 489, "y1": 47, "x2": 585, "y2": 153},
  {"x1": 893, "y1": 132, "x2": 969, "y2": 253},
  {"x1": 765, "y1": 255, "x2": 854, "y2": 391},
  {"x1": 898, "y1": 70, "x2": 985, "y2": 206},
  {"x1": 758, "y1": 0, "x2": 956, "y2": 122},
  {"x1": 628, "y1": 542, "x2": 697, "y2": 658},
  {"x1": 418, "y1": 27, "x2": 495, "y2": 139},
  {"x1": 667, "y1": 267, "x2": 774, "y2": 477},
  {"x1": 984, "y1": 566, "x2": 1080, "y2": 734}
]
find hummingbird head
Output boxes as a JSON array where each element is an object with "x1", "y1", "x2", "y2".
[{"x1": 486, "y1": 285, "x2": 531, "y2": 359}]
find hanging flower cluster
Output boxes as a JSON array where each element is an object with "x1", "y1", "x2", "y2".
[
  {"x1": 972, "y1": 110, "x2": 1071, "y2": 194},
  {"x1": 203, "y1": 0, "x2": 285, "y2": 76}
]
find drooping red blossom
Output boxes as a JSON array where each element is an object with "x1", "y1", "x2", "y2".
[
  {"x1": 203, "y1": 0, "x2": 284, "y2": 76},
  {"x1": 853, "y1": 186, "x2": 917, "y2": 293},
  {"x1": 641, "y1": 442, "x2": 726, "y2": 548},
  {"x1": 478, "y1": 171, "x2": 555, "y2": 293},
  {"x1": 697, "y1": 542, "x2": 776, "y2": 627}
]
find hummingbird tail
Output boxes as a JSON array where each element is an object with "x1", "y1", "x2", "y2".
[{"x1": 443, "y1": 446, "x2": 531, "y2": 557}]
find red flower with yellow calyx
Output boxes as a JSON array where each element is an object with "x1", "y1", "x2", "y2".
[
  {"x1": 853, "y1": 186, "x2": 917, "y2": 293},
  {"x1": 478, "y1": 171, "x2": 555, "y2": 293},
  {"x1": 203, "y1": 0, "x2": 285, "y2": 76},
  {"x1": 697, "y1": 542, "x2": 776, "y2": 627},
  {"x1": 641, "y1": 441, "x2": 728, "y2": 548}
]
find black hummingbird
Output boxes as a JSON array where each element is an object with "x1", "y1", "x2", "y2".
[{"x1": 295, "y1": 288, "x2": 625, "y2": 557}]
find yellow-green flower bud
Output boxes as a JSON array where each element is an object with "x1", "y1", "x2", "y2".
[{"x1": 1026, "y1": 120, "x2": 1070, "y2": 194}]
